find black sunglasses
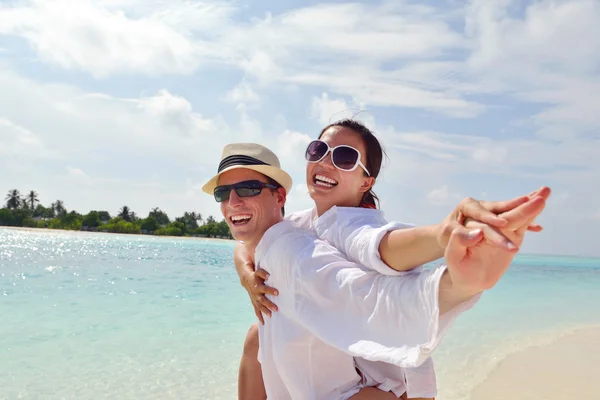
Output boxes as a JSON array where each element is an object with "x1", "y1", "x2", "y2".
[{"x1": 214, "y1": 180, "x2": 279, "y2": 203}]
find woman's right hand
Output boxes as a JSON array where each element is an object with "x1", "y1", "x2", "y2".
[{"x1": 240, "y1": 261, "x2": 279, "y2": 325}]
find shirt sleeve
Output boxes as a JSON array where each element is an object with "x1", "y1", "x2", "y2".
[
  {"x1": 259, "y1": 227, "x2": 480, "y2": 369},
  {"x1": 315, "y1": 207, "x2": 421, "y2": 276}
]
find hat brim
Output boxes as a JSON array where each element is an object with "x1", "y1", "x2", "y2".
[{"x1": 202, "y1": 164, "x2": 293, "y2": 196}]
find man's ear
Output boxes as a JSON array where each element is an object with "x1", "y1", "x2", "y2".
[
  {"x1": 358, "y1": 177, "x2": 375, "y2": 193},
  {"x1": 276, "y1": 187, "x2": 287, "y2": 206}
]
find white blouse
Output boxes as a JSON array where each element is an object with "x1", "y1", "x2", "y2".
[
  {"x1": 254, "y1": 211, "x2": 480, "y2": 399},
  {"x1": 312, "y1": 206, "x2": 435, "y2": 398}
]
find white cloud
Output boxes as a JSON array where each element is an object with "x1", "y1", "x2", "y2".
[
  {"x1": 0, "y1": 117, "x2": 44, "y2": 154},
  {"x1": 223, "y1": 81, "x2": 260, "y2": 104},
  {"x1": 426, "y1": 184, "x2": 461, "y2": 206},
  {"x1": 0, "y1": 0, "x2": 233, "y2": 77},
  {"x1": 276, "y1": 130, "x2": 312, "y2": 176},
  {"x1": 66, "y1": 167, "x2": 92, "y2": 186},
  {"x1": 310, "y1": 93, "x2": 353, "y2": 125}
]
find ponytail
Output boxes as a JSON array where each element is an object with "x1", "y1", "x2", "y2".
[{"x1": 360, "y1": 190, "x2": 379, "y2": 209}]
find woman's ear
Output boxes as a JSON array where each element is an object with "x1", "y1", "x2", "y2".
[{"x1": 359, "y1": 176, "x2": 375, "y2": 193}]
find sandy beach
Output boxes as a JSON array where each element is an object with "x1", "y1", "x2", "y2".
[{"x1": 471, "y1": 327, "x2": 600, "y2": 399}]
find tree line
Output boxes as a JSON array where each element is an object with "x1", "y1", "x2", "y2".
[{"x1": 1, "y1": 189, "x2": 232, "y2": 239}]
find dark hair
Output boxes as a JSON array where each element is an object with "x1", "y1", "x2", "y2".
[
  {"x1": 265, "y1": 176, "x2": 285, "y2": 216},
  {"x1": 318, "y1": 118, "x2": 385, "y2": 209}
]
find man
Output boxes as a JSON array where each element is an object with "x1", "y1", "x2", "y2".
[{"x1": 202, "y1": 143, "x2": 549, "y2": 399}]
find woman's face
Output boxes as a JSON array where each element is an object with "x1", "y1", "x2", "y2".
[{"x1": 306, "y1": 126, "x2": 374, "y2": 215}]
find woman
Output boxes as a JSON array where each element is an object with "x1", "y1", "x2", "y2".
[{"x1": 233, "y1": 119, "x2": 540, "y2": 399}]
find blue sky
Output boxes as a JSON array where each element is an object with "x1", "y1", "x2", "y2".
[{"x1": 1, "y1": 0, "x2": 599, "y2": 256}]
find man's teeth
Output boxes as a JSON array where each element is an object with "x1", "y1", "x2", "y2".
[
  {"x1": 315, "y1": 175, "x2": 338, "y2": 186},
  {"x1": 231, "y1": 215, "x2": 251, "y2": 222}
]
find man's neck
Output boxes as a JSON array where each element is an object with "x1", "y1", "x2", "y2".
[{"x1": 242, "y1": 216, "x2": 284, "y2": 262}]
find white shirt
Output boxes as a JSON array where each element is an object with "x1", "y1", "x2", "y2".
[
  {"x1": 255, "y1": 215, "x2": 480, "y2": 399},
  {"x1": 310, "y1": 206, "x2": 436, "y2": 398}
]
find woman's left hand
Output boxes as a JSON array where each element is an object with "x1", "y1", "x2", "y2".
[{"x1": 438, "y1": 187, "x2": 546, "y2": 250}]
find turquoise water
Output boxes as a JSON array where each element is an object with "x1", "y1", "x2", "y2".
[{"x1": 1, "y1": 228, "x2": 599, "y2": 400}]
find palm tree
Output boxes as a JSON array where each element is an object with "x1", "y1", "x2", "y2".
[
  {"x1": 119, "y1": 206, "x2": 131, "y2": 222},
  {"x1": 20, "y1": 198, "x2": 30, "y2": 211},
  {"x1": 27, "y1": 190, "x2": 39, "y2": 210},
  {"x1": 54, "y1": 200, "x2": 65, "y2": 217},
  {"x1": 5, "y1": 189, "x2": 21, "y2": 210}
]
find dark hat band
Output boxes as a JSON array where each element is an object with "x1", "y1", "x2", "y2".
[{"x1": 218, "y1": 155, "x2": 270, "y2": 172}]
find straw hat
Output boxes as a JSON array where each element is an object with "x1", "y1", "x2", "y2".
[{"x1": 202, "y1": 143, "x2": 293, "y2": 195}]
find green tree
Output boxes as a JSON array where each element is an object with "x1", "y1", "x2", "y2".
[
  {"x1": 5, "y1": 189, "x2": 21, "y2": 210},
  {"x1": 81, "y1": 211, "x2": 101, "y2": 228},
  {"x1": 97, "y1": 211, "x2": 111, "y2": 221},
  {"x1": 176, "y1": 211, "x2": 200, "y2": 231},
  {"x1": 26, "y1": 190, "x2": 39, "y2": 210},
  {"x1": 53, "y1": 200, "x2": 66, "y2": 217},
  {"x1": 205, "y1": 215, "x2": 216, "y2": 224},
  {"x1": 148, "y1": 207, "x2": 170, "y2": 226},
  {"x1": 33, "y1": 204, "x2": 46, "y2": 218},
  {"x1": 140, "y1": 216, "x2": 159, "y2": 232},
  {"x1": 42, "y1": 206, "x2": 55, "y2": 219},
  {"x1": 118, "y1": 206, "x2": 132, "y2": 222}
]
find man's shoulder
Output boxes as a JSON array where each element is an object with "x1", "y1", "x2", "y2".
[{"x1": 255, "y1": 220, "x2": 318, "y2": 260}]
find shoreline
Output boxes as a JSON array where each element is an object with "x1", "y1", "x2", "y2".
[
  {"x1": 0, "y1": 225, "x2": 235, "y2": 243},
  {"x1": 470, "y1": 326, "x2": 600, "y2": 399}
]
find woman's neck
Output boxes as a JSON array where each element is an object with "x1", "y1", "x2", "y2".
[{"x1": 315, "y1": 200, "x2": 361, "y2": 217}]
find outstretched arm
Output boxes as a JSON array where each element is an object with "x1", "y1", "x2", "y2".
[
  {"x1": 438, "y1": 187, "x2": 550, "y2": 315},
  {"x1": 378, "y1": 192, "x2": 545, "y2": 272}
]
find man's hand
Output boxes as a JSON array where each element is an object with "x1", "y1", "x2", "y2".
[
  {"x1": 240, "y1": 261, "x2": 279, "y2": 325},
  {"x1": 438, "y1": 187, "x2": 547, "y2": 251},
  {"x1": 439, "y1": 187, "x2": 551, "y2": 314}
]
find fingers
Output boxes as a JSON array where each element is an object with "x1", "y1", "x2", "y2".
[
  {"x1": 477, "y1": 186, "x2": 551, "y2": 216},
  {"x1": 527, "y1": 186, "x2": 551, "y2": 201},
  {"x1": 258, "y1": 294, "x2": 279, "y2": 312},
  {"x1": 460, "y1": 198, "x2": 508, "y2": 227},
  {"x1": 253, "y1": 269, "x2": 279, "y2": 296},
  {"x1": 498, "y1": 196, "x2": 547, "y2": 230},
  {"x1": 527, "y1": 223, "x2": 543, "y2": 232},
  {"x1": 257, "y1": 301, "x2": 272, "y2": 318},
  {"x1": 255, "y1": 268, "x2": 269, "y2": 281},
  {"x1": 465, "y1": 218, "x2": 519, "y2": 251},
  {"x1": 444, "y1": 226, "x2": 484, "y2": 266},
  {"x1": 480, "y1": 195, "x2": 529, "y2": 215}
]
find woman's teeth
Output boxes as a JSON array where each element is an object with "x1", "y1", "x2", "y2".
[{"x1": 314, "y1": 174, "x2": 338, "y2": 188}]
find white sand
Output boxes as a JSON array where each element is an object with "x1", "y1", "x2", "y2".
[{"x1": 470, "y1": 327, "x2": 600, "y2": 399}]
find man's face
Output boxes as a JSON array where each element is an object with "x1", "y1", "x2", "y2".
[{"x1": 217, "y1": 169, "x2": 285, "y2": 244}]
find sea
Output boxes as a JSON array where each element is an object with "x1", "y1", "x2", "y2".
[{"x1": 1, "y1": 227, "x2": 599, "y2": 400}]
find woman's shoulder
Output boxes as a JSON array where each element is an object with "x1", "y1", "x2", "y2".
[
  {"x1": 320, "y1": 205, "x2": 388, "y2": 225},
  {"x1": 284, "y1": 207, "x2": 316, "y2": 228}
]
